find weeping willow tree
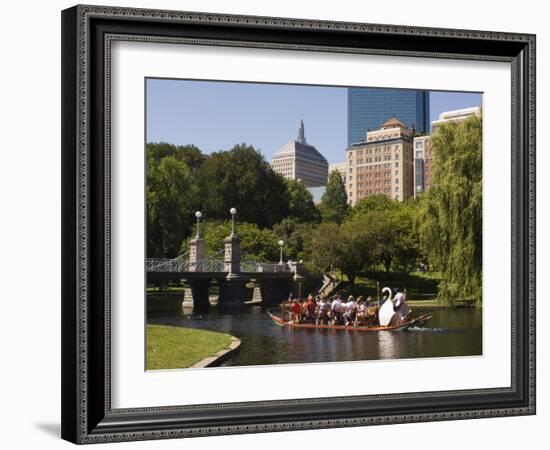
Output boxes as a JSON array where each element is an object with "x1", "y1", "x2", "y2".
[{"x1": 419, "y1": 115, "x2": 482, "y2": 304}]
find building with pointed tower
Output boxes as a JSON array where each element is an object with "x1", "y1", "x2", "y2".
[{"x1": 271, "y1": 119, "x2": 329, "y2": 188}]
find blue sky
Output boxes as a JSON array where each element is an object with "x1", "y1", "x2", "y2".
[{"x1": 146, "y1": 79, "x2": 481, "y2": 165}]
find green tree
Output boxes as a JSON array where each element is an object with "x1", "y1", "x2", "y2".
[
  {"x1": 345, "y1": 200, "x2": 421, "y2": 273},
  {"x1": 285, "y1": 179, "x2": 321, "y2": 223},
  {"x1": 350, "y1": 209, "x2": 397, "y2": 272},
  {"x1": 391, "y1": 203, "x2": 422, "y2": 274},
  {"x1": 351, "y1": 194, "x2": 399, "y2": 217},
  {"x1": 307, "y1": 222, "x2": 364, "y2": 285},
  {"x1": 147, "y1": 142, "x2": 206, "y2": 172},
  {"x1": 195, "y1": 221, "x2": 280, "y2": 262},
  {"x1": 419, "y1": 115, "x2": 482, "y2": 303},
  {"x1": 147, "y1": 155, "x2": 199, "y2": 258},
  {"x1": 272, "y1": 217, "x2": 314, "y2": 261},
  {"x1": 319, "y1": 170, "x2": 349, "y2": 223},
  {"x1": 198, "y1": 144, "x2": 290, "y2": 228}
]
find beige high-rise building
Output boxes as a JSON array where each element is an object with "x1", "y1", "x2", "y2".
[
  {"x1": 345, "y1": 117, "x2": 414, "y2": 206},
  {"x1": 271, "y1": 120, "x2": 329, "y2": 188}
]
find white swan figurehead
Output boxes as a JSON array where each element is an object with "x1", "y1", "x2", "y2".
[{"x1": 378, "y1": 287, "x2": 395, "y2": 327}]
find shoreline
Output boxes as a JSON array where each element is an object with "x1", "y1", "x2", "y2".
[
  {"x1": 190, "y1": 336, "x2": 241, "y2": 368},
  {"x1": 146, "y1": 325, "x2": 241, "y2": 370}
]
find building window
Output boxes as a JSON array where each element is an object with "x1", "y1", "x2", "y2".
[
  {"x1": 395, "y1": 162, "x2": 399, "y2": 168},
  {"x1": 416, "y1": 141, "x2": 423, "y2": 148},
  {"x1": 395, "y1": 178, "x2": 399, "y2": 184}
]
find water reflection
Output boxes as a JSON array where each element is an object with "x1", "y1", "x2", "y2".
[{"x1": 147, "y1": 303, "x2": 482, "y2": 367}]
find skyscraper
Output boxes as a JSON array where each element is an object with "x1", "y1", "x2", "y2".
[
  {"x1": 347, "y1": 88, "x2": 430, "y2": 146},
  {"x1": 271, "y1": 120, "x2": 329, "y2": 188}
]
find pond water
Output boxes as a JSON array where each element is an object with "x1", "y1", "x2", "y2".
[{"x1": 147, "y1": 303, "x2": 482, "y2": 367}]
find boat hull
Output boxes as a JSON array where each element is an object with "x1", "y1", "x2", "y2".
[{"x1": 267, "y1": 309, "x2": 433, "y2": 332}]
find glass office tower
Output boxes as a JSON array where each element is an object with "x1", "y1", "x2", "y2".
[{"x1": 347, "y1": 88, "x2": 430, "y2": 145}]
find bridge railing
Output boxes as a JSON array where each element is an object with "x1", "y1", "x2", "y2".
[
  {"x1": 146, "y1": 258, "x2": 180, "y2": 272},
  {"x1": 240, "y1": 260, "x2": 292, "y2": 273},
  {"x1": 146, "y1": 257, "x2": 293, "y2": 274},
  {"x1": 191, "y1": 260, "x2": 225, "y2": 272},
  {"x1": 146, "y1": 259, "x2": 219, "y2": 272}
]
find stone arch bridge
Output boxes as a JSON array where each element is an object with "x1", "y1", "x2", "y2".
[{"x1": 146, "y1": 232, "x2": 303, "y2": 309}]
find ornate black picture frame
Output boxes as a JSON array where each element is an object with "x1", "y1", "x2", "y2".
[{"x1": 61, "y1": 4, "x2": 536, "y2": 444}]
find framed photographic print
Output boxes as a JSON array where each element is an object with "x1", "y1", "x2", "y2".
[{"x1": 61, "y1": 4, "x2": 536, "y2": 444}]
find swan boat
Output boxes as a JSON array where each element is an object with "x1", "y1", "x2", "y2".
[
  {"x1": 267, "y1": 287, "x2": 433, "y2": 332},
  {"x1": 266, "y1": 309, "x2": 433, "y2": 332}
]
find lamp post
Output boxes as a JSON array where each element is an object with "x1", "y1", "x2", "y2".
[
  {"x1": 278, "y1": 240, "x2": 284, "y2": 264},
  {"x1": 230, "y1": 208, "x2": 237, "y2": 236},
  {"x1": 194, "y1": 211, "x2": 202, "y2": 238}
]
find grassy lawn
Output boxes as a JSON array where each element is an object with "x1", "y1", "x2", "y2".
[
  {"x1": 337, "y1": 271, "x2": 441, "y2": 301},
  {"x1": 146, "y1": 325, "x2": 232, "y2": 370}
]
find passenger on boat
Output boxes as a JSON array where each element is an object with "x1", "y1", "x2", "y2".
[
  {"x1": 317, "y1": 298, "x2": 330, "y2": 325},
  {"x1": 314, "y1": 295, "x2": 321, "y2": 316},
  {"x1": 291, "y1": 299, "x2": 302, "y2": 324},
  {"x1": 331, "y1": 295, "x2": 345, "y2": 325},
  {"x1": 392, "y1": 288, "x2": 412, "y2": 324},
  {"x1": 365, "y1": 296, "x2": 379, "y2": 325},
  {"x1": 355, "y1": 297, "x2": 366, "y2": 326},
  {"x1": 343, "y1": 295, "x2": 357, "y2": 326},
  {"x1": 301, "y1": 299, "x2": 308, "y2": 322},
  {"x1": 305, "y1": 294, "x2": 316, "y2": 322}
]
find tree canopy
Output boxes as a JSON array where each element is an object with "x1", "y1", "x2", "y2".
[
  {"x1": 147, "y1": 142, "x2": 206, "y2": 172},
  {"x1": 197, "y1": 144, "x2": 290, "y2": 228},
  {"x1": 192, "y1": 221, "x2": 280, "y2": 262},
  {"x1": 147, "y1": 154, "x2": 198, "y2": 258},
  {"x1": 272, "y1": 217, "x2": 314, "y2": 262},
  {"x1": 285, "y1": 179, "x2": 321, "y2": 223},
  {"x1": 319, "y1": 170, "x2": 348, "y2": 223},
  {"x1": 418, "y1": 115, "x2": 482, "y2": 303},
  {"x1": 305, "y1": 200, "x2": 422, "y2": 284}
]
